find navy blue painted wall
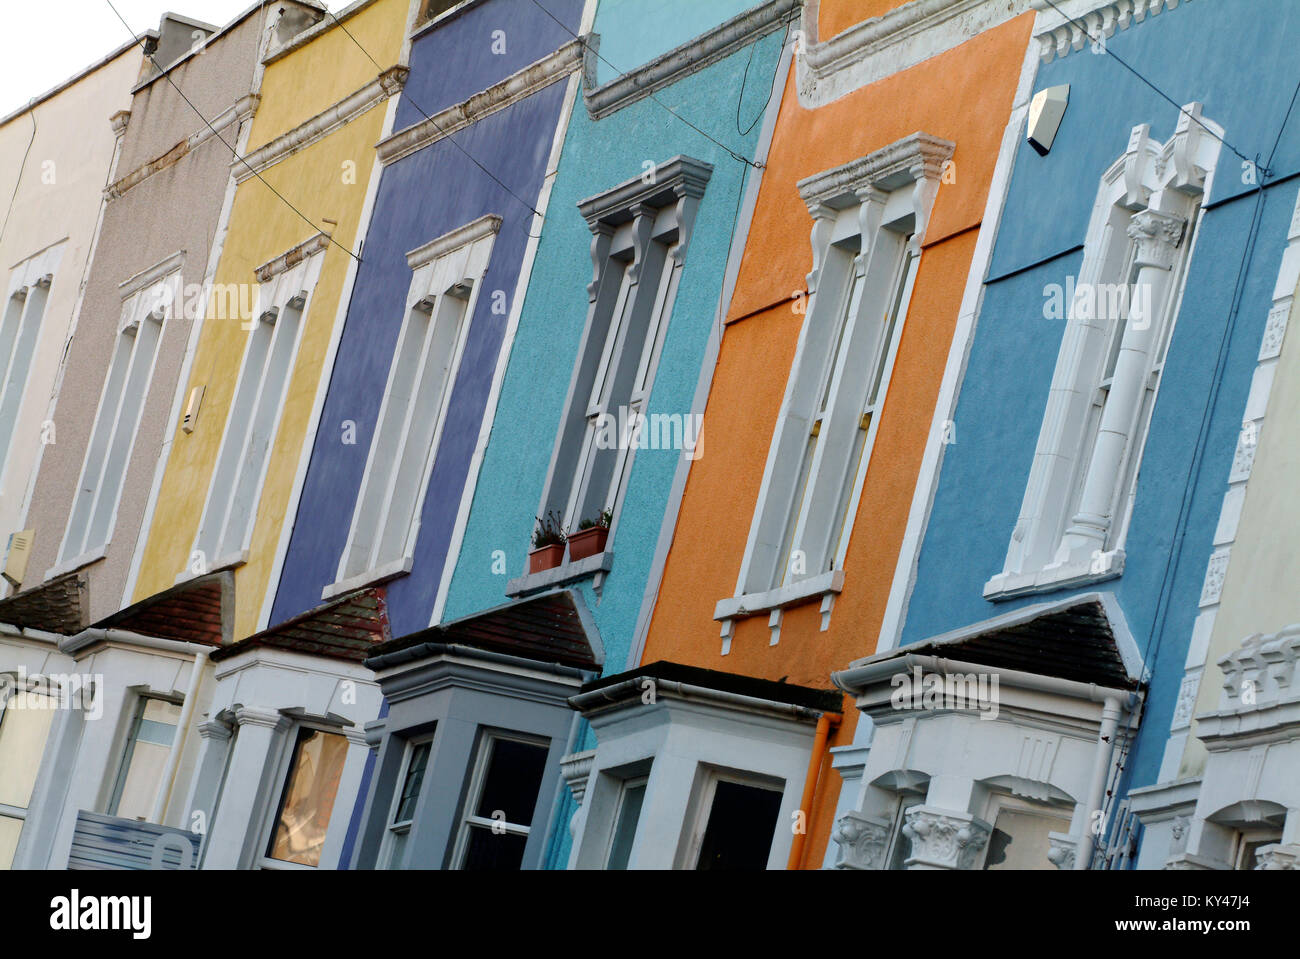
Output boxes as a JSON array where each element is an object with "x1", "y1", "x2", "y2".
[
  {"x1": 900, "y1": 0, "x2": 1300, "y2": 804},
  {"x1": 271, "y1": 7, "x2": 574, "y2": 635},
  {"x1": 395, "y1": 0, "x2": 584, "y2": 124}
]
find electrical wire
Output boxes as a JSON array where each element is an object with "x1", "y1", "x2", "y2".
[{"x1": 103, "y1": 0, "x2": 361, "y2": 264}]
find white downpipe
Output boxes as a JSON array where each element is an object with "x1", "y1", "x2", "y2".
[
  {"x1": 150, "y1": 646, "x2": 209, "y2": 824},
  {"x1": 1073, "y1": 694, "x2": 1122, "y2": 870}
]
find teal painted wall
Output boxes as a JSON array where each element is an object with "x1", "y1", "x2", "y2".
[{"x1": 439, "y1": 4, "x2": 786, "y2": 867}]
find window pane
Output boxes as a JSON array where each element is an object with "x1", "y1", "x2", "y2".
[
  {"x1": 111, "y1": 698, "x2": 181, "y2": 821},
  {"x1": 695, "y1": 780, "x2": 782, "y2": 870},
  {"x1": 267, "y1": 728, "x2": 349, "y2": 866},
  {"x1": 0, "y1": 815, "x2": 22, "y2": 870},
  {"x1": 473, "y1": 737, "x2": 548, "y2": 825},
  {"x1": 460, "y1": 824, "x2": 528, "y2": 870},
  {"x1": 606, "y1": 780, "x2": 646, "y2": 870},
  {"x1": 0, "y1": 691, "x2": 56, "y2": 808},
  {"x1": 394, "y1": 741, "x2": 432, "y2": 824}
]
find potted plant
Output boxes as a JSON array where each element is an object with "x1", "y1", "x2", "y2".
[
  {"x1": 528, "y1": 511, "x2": 567, "y2": 573},
  {"x1": 567, "y1": 507, "x2": 612, "y2": 562}
]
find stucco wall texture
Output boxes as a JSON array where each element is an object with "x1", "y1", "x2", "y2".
[
  {"x1": 639, "y1": 12, "x2": 1035, "y2": 867},
  {"x1": 130, "y1": 0, "x2": 409, "y2": 641},
  {"x1": 20, "y1": 8, "x2": 280, "y2": 623},
  {"x1": 0, "y1": 46, "x2": 141, "y2": 574}
]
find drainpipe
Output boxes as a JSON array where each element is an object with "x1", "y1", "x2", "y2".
[
  {"x1": 150, "y1": 646, "x2": 209, "y2": 824},
  {"x1": 1073, "y1": 694, "x2": 1122, "y2": 870},
  {"x1": 787, "y1": 712, "x2": 840, "y2": 870}
]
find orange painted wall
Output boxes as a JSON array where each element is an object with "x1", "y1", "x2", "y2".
[
  {"x1": 818, "y1": 0, "x2": 913, "y2": 42},
  {"x1": 640, "y1": 11, "x2": 1035, "y2": 868}
]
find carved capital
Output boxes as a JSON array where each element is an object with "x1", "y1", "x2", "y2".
[
  {"x1": 1046, "y1": 832, "x2": 1076, "y2": 870},
  {"x1": 901, "y1": 806, "x2": 991, "y2": 869},
  {"x1": 1127, "y1": 209, "x2": 1186, "y2": 270},
  {"x1": 831, "y1": 810, "x2": 891, "y2": 870},
  {"x1": 1255, "y1": 843, "x2": 1300, "y2": 870}
]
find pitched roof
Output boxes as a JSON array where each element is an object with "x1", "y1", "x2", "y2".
[
  {"x1": 94, "y1": 571, "x2": 231, "y2": 646},
  {"x1": 366, "y1": 590, "x2": 598, "y2": 671},
  {"x1": 577, "y1": 660, "x2": 843, "y2": 713},
  {"x1": 0, "y1": 571, "x2": 88, "y2": 635},
  {"x1": 209, "y1": 586, "x2": 391, "y2": 663}
]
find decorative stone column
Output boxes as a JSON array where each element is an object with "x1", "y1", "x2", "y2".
[
  {"x1": 901, "y1": 806, "x2": 992, "y2": 870},
  {"x1": 831, "y1": 810, "x2": 891, "y2": 869},
  {"x1": 1057, "y1": 206, "x2": 1186, "y2": 564}
]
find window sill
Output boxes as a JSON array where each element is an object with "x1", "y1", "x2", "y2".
[
  {"x1": 44, "y1": 546, "x2": 108, "y2": 582},
  {"x1": 322, "y1": 556, "x2": 413, "y2": 602},
  {"x1": 505, "y1": 551, "x2": 613, "y2": 598},
  {"x1": 713, "y1": 569, "x2": 845, "y2": 623},
  {"x1": 982, "y1": 550, "x2": 1124, "y2": 601},
  {"x1": 174, "y1": 551, "x2": 247, "y2": 586}
]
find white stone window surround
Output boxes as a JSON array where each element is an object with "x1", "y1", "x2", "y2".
[
  {"x1": 718, "y1": 132, "x2": 952, "y2": 647},
  {"x1": 1157, "y1": 624, "x2": 1300, "y2": 870},
  {"x1": 985, "y1": 104, "x2": 1223, "y2": 601},
  {"x1": 526, "y1": 156, "x2": 712, "y2": 590},
  {"x1": 187, "y1": 238, "x2": 326, "y2": 581},
  {"x1": 564, "y1": 680, "x2": 827, "y2": 870},
  {"x1": 0, "y1": 243, "x2": 64, "y2": 487},
  {"x1": 185, "y1": 646, "x2": 379, "y2": 870},
  {"x1": 325, "y1": 216, "x2": 500, "y2": 602},
  {"x1": 52, "y1": 252, "x2": 185, "y2": 579}
]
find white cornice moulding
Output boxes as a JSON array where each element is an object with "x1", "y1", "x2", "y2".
[
  {"x1": 254, "y1": 232, "x2": 330, "y2": 282},
  {"x1": 376, "y1": 38, "x2": 587, "y2": 166},
  {"x1": 117, "y1": 250, "x2": 187, "y2": 299},
  {"x1": 405, "y1": 214, "x2": 502, "y2": 270},
  {"x1": 107, "y1": 93, "x2": 261, "y2": 200},
  {"x1": 796, "y1": 0, "x2": 1035, "y2": 107},
  {"x1": 1036, "y1": 0, "x2": 1193, "y2": 63},
  {"x1": 234, "y1": 66, "x2": 409, "y2": 184},
  {"x1": 582, "y1": 0, "x2": 798, "y2": 120}
]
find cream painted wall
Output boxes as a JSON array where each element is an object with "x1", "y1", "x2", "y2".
[{"x1": 0, "y1": 46, "x2": 142, "y2": 595}]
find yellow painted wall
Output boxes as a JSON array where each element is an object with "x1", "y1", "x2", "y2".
[{"x1": 131, "y1": 0, "x2": 409, "y2": 639}]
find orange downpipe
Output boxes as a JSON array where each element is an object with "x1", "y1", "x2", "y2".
[{"x1": 787, "y1": 713, "x2": 840, "y2": 869}]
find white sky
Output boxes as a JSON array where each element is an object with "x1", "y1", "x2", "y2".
[{"x1": 1, "y1": 1, "x2": 337, "y2": 117}]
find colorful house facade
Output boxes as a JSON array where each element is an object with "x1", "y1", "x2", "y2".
[{"x1": 830, "y1": 0, "x2": 1300, "y2": 871}]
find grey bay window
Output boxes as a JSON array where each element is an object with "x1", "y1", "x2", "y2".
[
  {"x1": 536, "y1": 156, "x2": 712, "y2": 558},
  {"x1": 452, "y1": 731, "x2": 550, "y2": 870}
]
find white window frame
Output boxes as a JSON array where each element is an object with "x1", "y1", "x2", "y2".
[
  {"x1": 0, "y1": 671, "x2": 59, "y2": 862},
  {"x1": 189, "y1": 239, "x2": 324, "y2": 579},
  {"x1": 533, "y1": 156, "x2": 712, "y2": 570},
  {"x1": 258, "y1": 719, "x2": 350, "y2": 871},
  {"x1": 378, "y1": 733, "x2": 435, "y2": 868},
  {"x1": 53, "y1": 252, "x2": 183, "y2": 576},
  {"x1": 678, "y1": 765, "x2": 785, "y2": 870},
  {"x1": 602, "y1": 773, "x2": 648, "y2": 870},
  {"x1": 327, "y1": 216, "x2": 498, "y2": 599},
  {"x1": 986, "y1": 103, "x2": 1223, "y2": 599},
  {"x1": 0, "y1": 243, "x2": 63, "y2": 487},
  {"x1": 720, "y1": 133, "x2": 952, "y2": 632},
  {"x1": 106, "y1": 692, "x2": 182, "y2": 820},
  {"x1": 450, "y1": 729, "x2": 550, "y2": 869}
]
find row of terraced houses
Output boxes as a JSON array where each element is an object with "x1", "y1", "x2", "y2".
[{"x1": 2, "y1": 0, "x2": 1299, "y2": 872}]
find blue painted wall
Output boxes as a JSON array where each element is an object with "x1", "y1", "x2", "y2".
[
  {"x1": 438, "y1": 4, "x2": 786, "y2": 867},
  {"x1": 271, "y1": 0, "x2": 583, "y2": 636},
  {"x1": 589, "y1": 0, "x2": 756, "y2": 84},
  {"x1": 900, "y1": 0, "x2": 1300, "y2": 822}
]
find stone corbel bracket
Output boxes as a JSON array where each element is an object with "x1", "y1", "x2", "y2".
[{"x1": 1037, "y1": 0, "x2": 1194, "y2": 64}]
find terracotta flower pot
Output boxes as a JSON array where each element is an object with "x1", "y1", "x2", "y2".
[
  {"x1": 566, "y1": 525, "x2": 608, "y2": 562},
  {"x1": 528, "y1": 543, "x2": 565, "y2": 573}
]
